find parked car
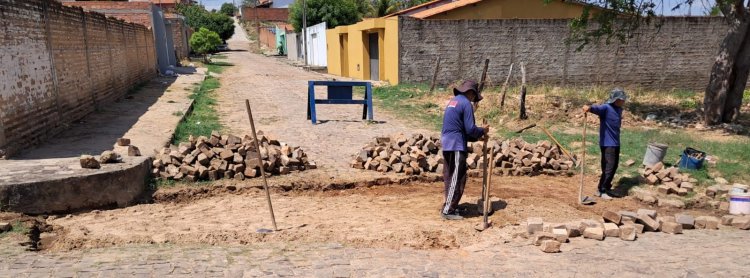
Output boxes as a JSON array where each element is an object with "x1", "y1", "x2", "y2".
[{"x1": 216, "y1": 44, "x2": 229, "y2": 52}]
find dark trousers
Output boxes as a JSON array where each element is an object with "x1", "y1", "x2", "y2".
[
  {"x1": 598, "y1": 146, "x2": 620, "y2": 193},
  {"x1": 442, "y1": 151, "x2": 468, "y2": 215}
]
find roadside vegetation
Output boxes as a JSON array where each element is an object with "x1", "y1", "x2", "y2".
[
  {"x1": 172, "y1": 57, "x2": 232, "y2": 145},
  {"x1": 372, "y1": 84, "x2": 750, "y2": 186}
]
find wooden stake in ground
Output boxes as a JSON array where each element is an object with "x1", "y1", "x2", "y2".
[
  {"x1": 478, "y1": 59, "x2": 490, "y2": 93},
  {"x1": 482, "y1": 145, "x2": 496, "y2": 230},
  {"x1": 519, "y1": 63, "x2": 528, "y2": 120},
  {"x1": 429, "y1": 56, "x2": 441, "y2": 93},
  {"x1": 245, "y1": 99, "x2": 278, "y2": 231},
  {"x1": 478, "y1": 119, "x2": 489, "y2": 217},
  {"x1": 499, "y1": 63, "x2": 514, "y2": 108}
]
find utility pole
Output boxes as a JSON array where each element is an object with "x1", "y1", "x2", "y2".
[{"x1": 302, "y1": 0, "x2": 307, "y2": 66}]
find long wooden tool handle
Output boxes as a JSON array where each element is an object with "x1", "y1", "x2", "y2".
[
  {"x1": 480, "y1": 119, "x2": 489, "y2": 218},
  {"x1": 246, "y1": 99, "x2": 278, "y2": 231},
  {"x1": 483, "y1": 146, "x2": 495, "y2": 227},
  {"x1": 579, "y1": 113, "x2": 587, "y2": 204},
  {"x1": 540, "y1": 126, "x2": 576, "y2": 165}
]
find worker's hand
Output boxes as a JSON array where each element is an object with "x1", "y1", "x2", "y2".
[
  {"x1": 482, "y1": 125, "x2": 490, "y2": 139},
  {"x1": 582, "y1": 105, "x2": 591, "y2": 113}
]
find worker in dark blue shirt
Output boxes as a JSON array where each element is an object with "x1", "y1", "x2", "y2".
[
  {"x1": 583, "y1": 88, "x2": 628, "y2": 200},
  {"x1": 440, "y1": 80, "x2": 489, "y2": 220}
]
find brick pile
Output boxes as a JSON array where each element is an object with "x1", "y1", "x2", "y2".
[
  {"x1": 527, "y1": 209, "x2": 750, "y2": 253},
  {"x1": 641, "y1": 162, "x2": 696, "y2": 196},
  {"x1": 153, "y1": 131, "x2": 316, "y2": 181},
  {"x1": 351, "y1": 134, "x2": 576, "y2": 176}
]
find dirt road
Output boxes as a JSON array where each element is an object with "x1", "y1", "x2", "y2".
[{"x1": 215, "y1": 22, "x2": 431, "y2": 180}]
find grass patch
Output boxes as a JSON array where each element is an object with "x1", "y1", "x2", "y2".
[
  {"x1": 171, "y1": 59, "x2": 233, "y2": 144},
  {"x1": 211, "y1": 54, "x2": 228, "y2": 59},
  {"x1": 373, "y1": 84, "x2": 443, "y2": 130},
  {"x1": 206, "y1": 61, "x2": 234, "y2": 74},
  {"x1": 0, "y1": 221, "x2": 28, "y2": 238},
  {"x1": 172, "y1": 75, "x2": 222, "y2": 144},
  {"x1": 172, "y1": 111, "x2": 184, "y2": 117}
]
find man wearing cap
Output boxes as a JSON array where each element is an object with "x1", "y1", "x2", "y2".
[
  {"x1": 440, "y1": 80, "x2": 489, "y2": 220},
  {"x1": 583, "y1": 88, "x2": 628, "y2": 200}
]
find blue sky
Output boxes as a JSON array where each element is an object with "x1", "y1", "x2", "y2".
[{"x1": 200, "y1": 0, "x2": 717, "y2": 16}]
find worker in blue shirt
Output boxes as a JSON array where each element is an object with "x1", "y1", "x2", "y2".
[
  {"x1": 440, "y1": 80, "x2": 489, "y2": 220},
  {"x1": 583, "y1": 88, "x2": 628, "y2": 200}
]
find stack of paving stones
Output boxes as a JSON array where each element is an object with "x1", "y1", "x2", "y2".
[
  {"x1": 351, "y1": 134, "x2": 576, "y2": 176},
  {"x1": 641, "y1": 162, "x2": 697, "y2": 196},
  {"x1": 526, "y1": 210, "x2": 750, "y2": 253},
  {"x1": 153, "y1": 131, "x2": 316, "y2": 181}
]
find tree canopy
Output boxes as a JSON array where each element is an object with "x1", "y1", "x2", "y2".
[
  {"x1": 177, "y1": 4, "x2": 235, "y2": 42},
  {"x1": 289, "y1": 0, "x2": 362, "y2": 32},
  {"x1": 220, "y1": 3, "x2": 238, "y2": 16}
]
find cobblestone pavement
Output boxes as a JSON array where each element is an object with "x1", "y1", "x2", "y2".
[
  {"x1": 2, "y1": 229, "x2": 749, "y2": 277},
  {"x1": 215, "y1": 21, "x2": 432, "y2": 180}
]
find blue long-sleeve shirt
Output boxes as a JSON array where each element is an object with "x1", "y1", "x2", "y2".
[
  {"x1": 441, "y1": 94, "x2": 485, "y2": 152},
  {"x1": 589, "y1": 103, "x2": 623, "y2": 147}
]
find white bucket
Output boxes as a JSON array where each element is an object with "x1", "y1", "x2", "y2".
[
  {"x1": 642, "y1": 143, "x2": 668, "y2": 166},
  {"x1": 732, "y1": 183, "x2": 749, "y2": 194},
  {"x1": 729, "y1": 192, "x2": 750, "y2": 215}
]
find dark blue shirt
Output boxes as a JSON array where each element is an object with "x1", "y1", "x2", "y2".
[
  {"x1": 441, "y1": 94, "x2": 485, "y2": 152},
  {"x1": 589, "y1": 103, "x2": 623, "y2": 147}
]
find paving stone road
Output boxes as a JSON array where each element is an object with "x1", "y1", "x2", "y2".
[{"x1": 2, "y1": 229, "x2": 749, "y2": 277}]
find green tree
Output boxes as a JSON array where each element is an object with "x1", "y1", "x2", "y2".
[
  {"x1": 177, "y1": 4, "x2": 235, "y2": 41},
  {"x1": 549, "y1": 0, "x2": 750, "y2": 125},
  {"x1": 289, "y1": 0, "x2": 362, "y2": 32},
  {"x1": 373, "y1": 0, "x2": 397, "y2": 17},
  {"x1": 190, "y1": 28, "x2": 222, "y2": 62},
  {"x1": 220, "y1": 3, "x2": 237, "y2": 16}
]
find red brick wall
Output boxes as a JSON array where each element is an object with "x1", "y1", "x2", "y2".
[
  {"x1": 166, "y1": 16, "x2": 191, "y2": 61},
  {"x1": 0, "y1": 0, "x2": 157, "y2": 157},
  {"x1": 258, "y1": 26, "x2": 277, "y2": 49},
  {"x1": 241, "y1": 8, "x2": 289, "y2": 22},
  {"x1": 64, "y1": 1, "x2": 155, "y2": 28}
]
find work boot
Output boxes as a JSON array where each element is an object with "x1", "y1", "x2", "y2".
[{"x1": 441, "y1": 212, "x2": 464, "y2": 220}]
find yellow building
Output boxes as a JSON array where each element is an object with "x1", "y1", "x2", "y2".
[
  {"x1": 326, "y1": 17, "x2": 400, "y2": 84},
  {"x1": 326, "y1": 0, "x2": 598, "y2": 84}
]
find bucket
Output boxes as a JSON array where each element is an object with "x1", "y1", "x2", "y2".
[
  {"x1": 729, "y1": 192, "x2": 750, "y2": 215},
  {"x1": 678, "y1": 147, "x2": 706, "y2": 170},
  {"x1": 732, "y1": 184, "x2": 749, "y2": 194},
  {"x1": 642, "y1": 143, "x2": 668, "y2": 166}
]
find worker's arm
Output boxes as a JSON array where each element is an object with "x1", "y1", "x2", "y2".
[
  {"x1": 584, "y1": 104, "x2": 606, "y2": 116},
  {"x1": 463, "y1": 102, "x2": 485, "y2": 142}
]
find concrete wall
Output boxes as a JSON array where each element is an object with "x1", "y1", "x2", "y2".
[
  {"x1": 286, "y1": 32, "x2": 302, "y2": 61},
  {"x1": 398, "y1": 17, "x2": 730, "y2": 90},
  {"x1": 64, "y1": 1, "x2": 185, "y2": 70},
  {"x1": 305, "y1": 22, "x2": 327, "y2": 67},
  {"x1": 327, "y1": 17, "x2": 399, "y2": 84},
  {"x1": 0, "y1": 0, "x2": 157, "y2": 157},
  {"x1": 241, "y1": 7, "x2": 289, "y2": 22}
]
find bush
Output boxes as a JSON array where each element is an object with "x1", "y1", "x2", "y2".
[{"x1": 190, "y1": 28, "x2": 222, "y2": 62}]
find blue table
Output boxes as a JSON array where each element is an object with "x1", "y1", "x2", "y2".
[{"x1": 307, "y1": 81, "x2": 373, "y2": 125}]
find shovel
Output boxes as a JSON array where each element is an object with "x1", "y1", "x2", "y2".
[{"x1": 579, "y1": 113, "x2": 595, "y2": 205}]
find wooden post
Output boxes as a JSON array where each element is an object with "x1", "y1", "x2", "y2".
[
  {"x1": 478, "y1": 58, "x2": 489, "y2": 93},
  {"x1": 499, "y1": 63, "x2": 514, "y2": 108},
  {"x1": 519, "y1": 63, "x2": 527, "y2": 120},
  {"x1": 245, "y1": 100, "x2": 278, "y2": 231},
  {"x1": 429, "y1": 56, "x2": 441, "y2": 93}
]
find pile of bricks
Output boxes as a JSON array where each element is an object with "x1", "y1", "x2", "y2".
[
  {"x1": 351, "y1": 134, "x2": 576, "y2": 176},
  {"x1": 350, "y1": 134, "x2": 443, "y2": 175},
  {"x1": 527, "y1": 209, "x2": 750, "y2": 253},
  {"x1": 153, "y1": 131, "x2": 316, "y2": 181},
  {"x1": 641, "y1": 162, "x2": 696, "y2": 196},
  {"x1": 79, "y1": 137, "x2": 142, "y2": 169}
]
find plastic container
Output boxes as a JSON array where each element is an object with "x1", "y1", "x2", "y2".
[
  {"x1": 642, "y1": 143, "x2": 668, "y2": 166},
  {"x1": 732, "y1": 184, "x2": 749, "y2": 194},
  {"x1": 678, "y1": 147, "x2": 706, "y2": 170},
  {"x1": 729, "y1": 192, "x2": 750, "y2": 215}
]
